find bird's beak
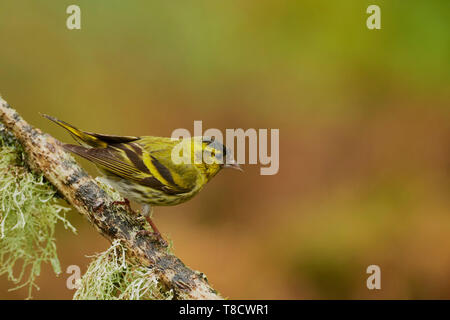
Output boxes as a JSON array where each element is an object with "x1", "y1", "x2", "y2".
[{"x1": 223, "y1": 162, "x2": 243, "y2": 172}]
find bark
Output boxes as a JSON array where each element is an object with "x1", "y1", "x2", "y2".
[{"x1": 0, "y1": 95, "x2": 222, "y2": 300}]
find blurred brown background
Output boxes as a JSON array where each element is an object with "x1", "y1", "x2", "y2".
[{"x1": 0, "y1": 0, "x2": 449, "y2": 299}]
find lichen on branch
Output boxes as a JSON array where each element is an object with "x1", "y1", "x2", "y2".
[
  {"x1": 0, "y1": 124, "x2": 76, "y2": 298},
  {"x1": 74, "y1": 239, "x2": 174, "y2": 300}
]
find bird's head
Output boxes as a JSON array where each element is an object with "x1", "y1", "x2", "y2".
[{"x1": 193, "y1": 137, "x2": 242, "y2": 179}]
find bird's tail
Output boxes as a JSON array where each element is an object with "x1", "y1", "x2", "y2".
[{"x1": 42, "y1": 114, "x2": 107, "y2": 148}]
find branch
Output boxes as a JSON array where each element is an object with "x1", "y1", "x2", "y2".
[{"x1": 0, "y1": 95, "x2": 222, "y2": 300}]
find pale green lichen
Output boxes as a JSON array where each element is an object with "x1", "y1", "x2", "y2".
[
  {"x1": 0, "y1": 124, "x2": 76, "y2": 298},
  {"x1": 73, "y1": 239, "x2": 174, "y2": 300}
]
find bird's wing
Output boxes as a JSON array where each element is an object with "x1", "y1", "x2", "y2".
[
  {"x1": 84, "y1": 132, "x2": 139, "y2": 144},
  {"x1": 64, "y1": 144, "x2": 145, "y2": 180},
  {"x1": 64, "y1": 142, "x2": 193, "y2": 195},
  {"x1": 137, "y1": 137, "x2": 202, "y2": 192}
]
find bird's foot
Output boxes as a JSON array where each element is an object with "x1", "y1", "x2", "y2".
[
  {"x1": 137, "y1": 229, "x2": 168, "y2": 247},
  {"x1": 138, "y1": 215, "x2": 168, "y2": 246}
]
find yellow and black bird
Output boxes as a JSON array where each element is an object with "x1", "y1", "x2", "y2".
[{"x1": 43, "y1": 115, "x2": 241, "y2": 243}]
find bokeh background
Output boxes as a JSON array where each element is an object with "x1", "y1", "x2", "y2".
[{"x1": 1, "y1": 0, "x2": 449, "y2": 299}]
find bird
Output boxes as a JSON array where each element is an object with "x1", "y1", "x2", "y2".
[{"x1": 43, "y1": 114, "x2": 242, "y2": 245}]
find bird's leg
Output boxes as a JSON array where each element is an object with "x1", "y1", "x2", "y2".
[
  {"x1": 143, "y1": 205, "x2": 162, "y2": 235},
  {"x1": 137, "y1": 204, "x2": 167, "y2": 246}
]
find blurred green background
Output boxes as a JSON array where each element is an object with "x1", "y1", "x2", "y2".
[{"x1": 1, "y1": 0, "x2": 449, "y2": 299}]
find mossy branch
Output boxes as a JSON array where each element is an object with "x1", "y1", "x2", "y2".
[{"x1": 0, "y1": 95, "x2": 222, "y2": 300}]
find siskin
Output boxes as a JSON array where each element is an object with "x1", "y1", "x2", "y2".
[{"x1": 44, "y1": 115, "x2": 241, "y2": 244}]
